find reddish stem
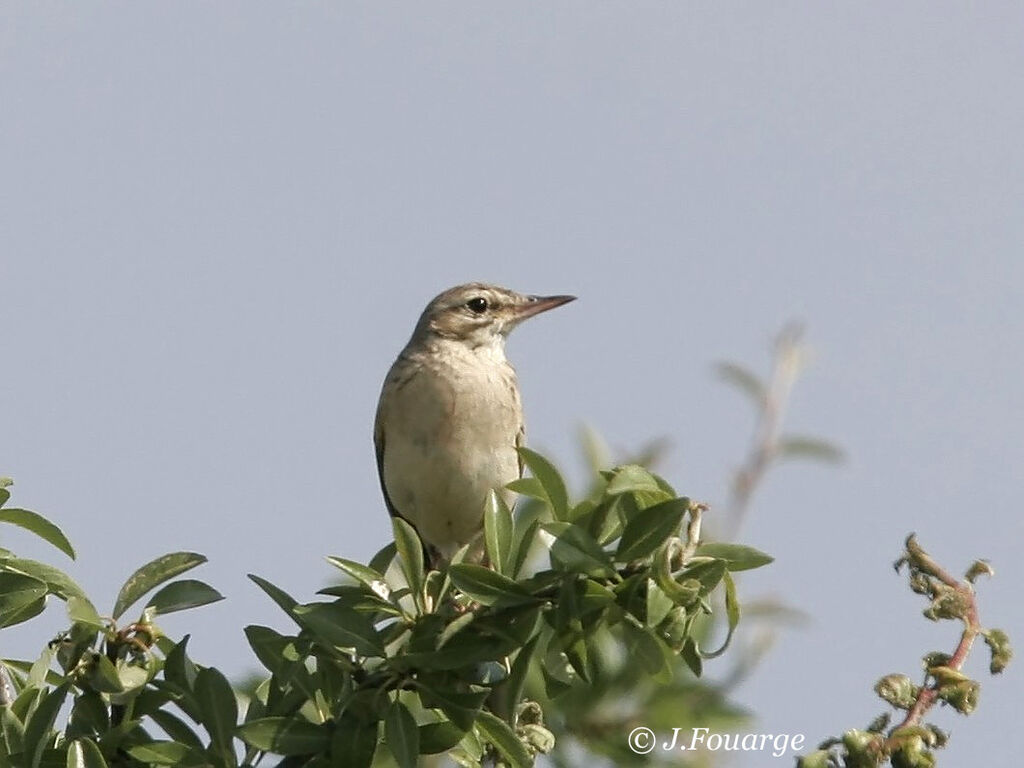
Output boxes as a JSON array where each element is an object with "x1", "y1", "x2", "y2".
[{"x1": 892, "y1": 547, "x2": 981, "y2": 732}]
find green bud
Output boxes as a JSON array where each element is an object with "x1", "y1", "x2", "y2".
[
  {"x1": 889, "y1": 726, "x2": 934, "y2": 746},
  {"x1": 923, "y1": 586, "x2": 970, "y2": 621},
  {"x1": 516, "y1": 700, "x2": 543, "y2": 726},
  {"x1": 841, "y1": 729, "x2": 882, "y2": 767},
  {"x1": 874, "y1": 674, "x2": 919, "y2": 710},
  {"x1": 921, "y1": 651, "x2": 951, "y2": 669},
  {"x1": 964, "y1": 560, "x2": 994, "y2": 583},
  {"x1": 890, "y1": 733, "x2": 935, "y2": 768},
  {"x1": 937, "y1": 679, "x2": 979, "y2": 714},
  {"x1": 925, "y1": 724, "x2": 948, "y2": 748},
  {"x1": 983, "y1": 628, "x2": 1012, "y2": 674},
  {"x1": 908, "y1": 571, "x2": 933, "y2": 596},
  {"x1": 927, "y1": 665, "x2": 968, "y2": 685},
  {"x1": 520, "y1": 723, "x2": 555, "y2": 755},
  {"x1": 797, "y1": 750, "x2": 834, "y2": 768},
  {"x1": 865, "y1": 713, "x2": 890, "y2": 733}
]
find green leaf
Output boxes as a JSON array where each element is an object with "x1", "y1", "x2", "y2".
[
  {"x1": 563, "y1": 633, "x2": 593, "y2": 683},
  {"x1": 244, "y1": 625, "x2": 296, "y2": 676},
  {"x1": 112, "y1": 552, "x2": 207, "y2": 620},
  {"x1": 247, "y1": 574, "x2": 301, "y2": 625},
  {"x1": 510, "y1": 518, "x2": 539, "y2": 580},
  {"x1": 147, "y1": 709, "x2": 205, "y2": 752},
  {"x1": 716, "y1": 361, "x2": 766, "y2": 402},
  {"x1": 117, "y1": 663, "x2": 150, "y2": 694},
  {"x1": 368, "y1": 542, "x2": 397, "y2": 576},
  {"x1": 66, "y1": 738, "x2": 109, "y2": 768},
  {"x1": 125, "y1": 742, "x2": 198, "y2": 765},
  {"x1": 162, "y1": 636, "x2": 199, "y2": 693},
  {"x1": 616, "y1": 497, "x2": 689, "y2": 561},
  {"x1": 694, "y1": 542, "x2": 774, "y2": 571},
  {"x1": 392, "y1": 517, "x2": 425, "y2": 612},
  {"x1": 28, "y1": 647, "x2": 54, "y2": 688},
  {"x1": 24, "y1": 683, "x2": 69, "y2": 768},
  {"x1": 652, "y1": 543, "x2": 700, "y2": 606},
  {"x1": 699, "y1": 571, "x2": 740, "y2": 660},
  {"x1": 330, "y1": 713, "x2": 378, "y2": 767},
  {"x1": 483, "y1": 491, "x2": 514, "y2": 576},
  {"x1": 539, "y1": 522, "x2": 615, "y2": 577},
  {"x1": 604, "y1": 464, "x2": 663, "y2": 497},
  {"x1": 325, "y1": 557, "x2": 388, "y2": 594},
  {"x1": 419, "y1": 720, "x2": 466, "y2": 755},
  {"x1": 447, "y1": 564, "x2": 536, "y2": 607},
  {"x1": 0, "y1": 573, "x2": 48, "y2": 622},
  {"x1": 502, "y1": 636, "x2": 540, "y2": 718},
  {"x1": 292, "y1": 603, "x2": 386, "y2": 657},
  {"x1": 681, "y1": 559, "x2": 727, "y2": 594},
  {"x1": 645, "y1": 579, "x2": 673, "y2": 627},
  {"x1": 778, "y1": 435, "x2": 844, "y2": 464},
  {"x1": 2, "y1": 706, "x2": 25, "y2": 756},
  {"x1": 475, "y1": 711, "x2": 531, "y2": 768},
  {"x1": 237, "y1": 717, "x2": 330, "y2": 754},
  {"x1": 437, "y1": 612, "x2": 476, "y2": 649},
  {"x1": 0, "y1": 595, "x2": 46, "y2": 629},
  {"x1": 87, "y1": 654, "x2": 123, "y2": 693},
  {"x1": 578, "y1": 579, "x2": 615, "y2": 616},
  {"x1": 67, "y1": 692, "x2": 108, "y2": 740},
  {"x1": 316, "y1": 584, "x2": 400, "y2": 614},
  {"x1": 516, "y1": 447, "x2": 569, "y2": 520},
  {"x1": 417, "y1": 684, "x2": 487, "y2": 731},
  {"x1": 66, "y1": 597, "x2": 105, "y2": 629},
  {"x1": 0, "y1": 557, "x2": 88, "y2": 602},
  {"x1": 144, "y1": 579, "x2": 224, "y2": 616},
  {"x1": 624, "y1": 624, "x2": 672, "y2": 683},
  {"x1": 0, "y1": 509, "x2": 75, "y2": 560},
  {"x1": 505, "y1": 476, "x2": 546, "y2": 503},
  {"x1": 385, "y1": 701, "x2": 419, "y2": 768},
  {"x1": 194, "y1": 667, "x2": 238, "y2": 767},
  {"x1": 681, "y1": 636, "x2": 702, "y2": 677}
]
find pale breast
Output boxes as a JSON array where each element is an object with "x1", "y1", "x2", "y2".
[{"x1": 379, "y1": 344, "x2": 523, "y2": 556}]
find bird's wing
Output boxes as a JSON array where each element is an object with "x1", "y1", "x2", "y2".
[
  {"x1": 515, "y1": 421, "x2": 525, "y2": 478},
  {"x1": 374, "y1": 371, "x2": 436, "y2": 566},
  {"x1": 373, "y1": 399, "x2": 402, "y2": 521}
]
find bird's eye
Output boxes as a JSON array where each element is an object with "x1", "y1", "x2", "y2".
[{"x1": 466, "y1": 297, "x2": 488, "y2": 314}]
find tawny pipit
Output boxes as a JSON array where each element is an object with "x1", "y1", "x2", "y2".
[{"x1": 374, "y1": 283, "x2": 574, "y2": 564}]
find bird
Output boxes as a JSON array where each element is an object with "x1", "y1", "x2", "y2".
[{"x1": 374, "y1": 283, "x2": 575, "y2": 566}]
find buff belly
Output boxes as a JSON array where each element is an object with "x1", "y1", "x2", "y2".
[{"x1": 381, "y1": 356, "x2": 521, "y2": 558}]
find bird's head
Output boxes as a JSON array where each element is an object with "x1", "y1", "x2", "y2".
[{"x1": 412, "y1": 283, "x2": 575, "y2": 349}]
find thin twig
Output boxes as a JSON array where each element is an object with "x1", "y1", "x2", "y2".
[
  {"x1": 892, "y1": 537, "x2": 982, "y2": 734},
  {"x1": 727, "y1": 322, "x2": 805, "y2": 532}
]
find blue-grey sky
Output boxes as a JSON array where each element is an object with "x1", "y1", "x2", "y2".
[{"x1": 2, "y1": 4, "x2": 1021, "y2": 765}]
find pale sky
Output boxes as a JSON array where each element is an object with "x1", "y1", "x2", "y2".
[{"x1": 2, "y1": 4, "x2": 1022, "y2": 766}]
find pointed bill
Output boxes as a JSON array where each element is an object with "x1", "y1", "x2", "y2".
[{"x1": 513, "y1": 294, "x2": 576, "y2": 322}]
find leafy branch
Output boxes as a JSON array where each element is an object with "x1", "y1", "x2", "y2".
[{"x1": 0, "y1": 453, "x2": 772, "y2": 768}]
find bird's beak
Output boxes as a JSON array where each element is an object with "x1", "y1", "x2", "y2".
[{"x1": 514, "y1": 294, "x2": 577, "y2": 322}]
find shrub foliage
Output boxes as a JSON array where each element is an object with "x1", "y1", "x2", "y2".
[{"x1": 0, "y1": 456, "x2": 772, "y2": 767}]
